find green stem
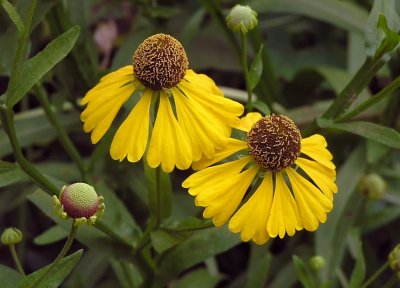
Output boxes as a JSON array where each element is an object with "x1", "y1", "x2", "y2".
[
  {"x1": 323, "y1": 57, "x2": 385, "y2": 119},
  {"x1": 9, "y1": 244, "x2": 25, "y2": 276},
  {"x1": 240, "y1": 32, "x2": 252, "y2": 105},
  {"x1": 30, "y1": 220, "x2": 78, "y2": 288},
  {"x1": 156, "y1": 166, "x2": 161, "y2": 227},
  {"x1": 0, "y1": 105, "x2": 59, "y2": 195},
  {"x1": 361, "y1": 261, "x2": 390, "y2": 288},
  {"x1": 337, "y1": 268, "x2": 349, "y2": 288},
  {"x1": 34, "y1": 85, "x2": 87, "y2": 181},
  {"x1": 162, "y1": 222, "x2": 214, "y2": 232},
  {"x1": 335, "y1": 75, "x2": 400, "y2": 123}
]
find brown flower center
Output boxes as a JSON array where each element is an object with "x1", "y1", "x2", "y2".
[
  {"x1": 133, "y1": 34, "x2": 188, "y2": 90},
  {"x1": 247, "y1": 115, "x2": 301, "y2": 172}
]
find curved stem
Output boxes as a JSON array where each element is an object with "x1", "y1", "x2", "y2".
[
  {"x1": 0, "y1": 105, "x2": 59, "y2": 195},
  {"x1": 34, "y1": 85, "x2": 88, "y2": 181},
  {"x1": 9, "y1": 244, "x2": 25, "y2": 276},
  {"x1": 30, "y1": 220, "x2": 78, "y2": 288},
  {"x1": 361, "y1": 261, "x2": 390, "y2": 288}
]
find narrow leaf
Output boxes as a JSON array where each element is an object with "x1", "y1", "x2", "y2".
[
  {"x1": 0, "y1": 0, "x2": 25, "y2": 33},
  {"x1": 317, "y1": 118, "x2": 400, "y2": 149},
  {"x1": 349, "y1": 241, "x2": 366, "y2": 288},
  {"x1": 6, "y1": 25, "x2": 80, "y2": 107},
  {"x1": 292, "y1": 255, "x2": 313, "y2": 288},
  {"x1": 0, "y1": 160, "x2": 27, "y2": 187},
  {"x1": 0, "y1": 264, "x2": 21, "y2": 288},
  {"x1": 34, "y1": 225, "x2": 68, "y2": 245},
  {"x1": 248, "y1": 45, "x2": 264, "y2": 91},
  {"x1": 18, "y1": 250, "x2": 83, "y2": 288}
]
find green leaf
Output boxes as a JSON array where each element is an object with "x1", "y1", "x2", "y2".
[
  {"x1": 156, "y1": 226, "x2": 240, "y2": 286},
  {"x1": 176, "y1": 268, "x2": 222, "y2": 288},
  {"x1": 348, "y1": 239, "x2": 366, "y2": 288},
  {"x1": 248, "y1": 45, "x2": 264, "y2": 91},
  {"x1": 362, "y1": 205, "x2": 400, "y2": 233},
  {"x1": 365, "y1": 0, "x2": 400, "y2": 57},
  {"x1": 6, "y1": 25, "x2": 80, "y2": 107},
  {"x1": 150, "y1": 229, "x2": 187, "y2": 254},
  {"x1": 0, "y1": 0, "x2": 25, "y2": 33},
  {"x1": 317, "y1": 118, "x2": 400, "y2": 149},
  {"x1": 0, "y1": 160, "x2": 27, "y2": 187},
  {"x1": 144, "y1": 163, "x2": 172, "y2": 226},
  {"x1": 249, "y1": 100, "x2": 271, "y2": 115},
  {"x1": 18, "y1": 249, "x2": 83, "y2": 288},
  {"x1": 251, "y1": 0, "x2": 368, "y2": 34},
  {"x1": 34, "y1": 225, "x2": 68, "y2": 245},
  {"x1": 292, "y1": 255, "x2": 313, "y2": 288},
  {"x1": 366, "y1": 140, "x2": 390, "y2": 164},
  {"x1": 244, "y1": 245, "x2": 271, "y2": 288},
  {"x1": 0, "y1": 264, "x2": 21, "y2": 288}
]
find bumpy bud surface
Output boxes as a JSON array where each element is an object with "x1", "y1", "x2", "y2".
[
  {"x1": 60, "y1": 183, "x2": 100, "y2": 218},
  {"x1": 226, "y1": 5, "x2": 258, "y2": 34},
  {"x1": 389, "y1": 244, "x2": 400, "y2": 278},
  {"x1": 1, "y1": 227, "x2": 23, "y2": 245}
]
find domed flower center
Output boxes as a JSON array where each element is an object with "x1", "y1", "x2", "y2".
[
  {"x1": 133, "y1": 34, "x2": 189, "y2": 90},
  {"x1": 247, "y1": 115, "x2": 301, "y2": 172}
]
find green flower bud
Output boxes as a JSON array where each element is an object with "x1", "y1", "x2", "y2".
[
  {"x1": 1, "y1": 227, "x2": 23, "y2": 245},
  {"x1": 309, "y1": 255, "x2": 325, "y2": 272},
  {"x1": 389, "y1": 244, "x2": 400, "y2": 275},
  {"x1": 53, "y1": 183, "x2": 105, "y2": 226},
  {"x1": 360, "y1": 173, "x2": 387, "y2": 200},
  {"x1": 226, "y1": 5, "x2": 258, "y2": 34}
]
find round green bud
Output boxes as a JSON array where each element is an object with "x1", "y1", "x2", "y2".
[
  {"x1": 60, "y1": 183, "x2": 100, "y2": 219},
  {"x1": 309, "y1": 255, "x2": 325, "y2": 272},
  {"x1": 1, "y1": 227, "x2": 23, "y2": 245},
  {"x1": 360, "y1": 173, "x2": 387, "y2": 200},
  {"x1": 226, "y1": 5, "x2": 258, "y2": 34},
  {"x1": 389, "y1": 244, "x2": 400, "y2": 273}
]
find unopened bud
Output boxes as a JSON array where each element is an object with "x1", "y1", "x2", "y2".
[
  {"x1": 1, "y1": 227, "x2": 23, "y2": 245},
  {"x1": 309, "y1": 255, "x2": 325, "y2": 271},
  {"x1": 53, "y1": 183, "x2": 105, "y2": 226},
  {"x1": 360, "y1": 173, "x2": 387, "y2": 200},
  {"x1": 226, "y1": 5, "x2": 258, "y2": 34},
  {"x1": 389, "y1": 244, "x2": 400, "y2": 277}
]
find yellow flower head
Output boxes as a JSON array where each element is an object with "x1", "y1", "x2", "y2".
[
  {"x1": 81, "y1": 34, "x2": 244, "y2": 172},
  {"x1": 183, "y1": 113, "x2": 337, "y2": 245}
]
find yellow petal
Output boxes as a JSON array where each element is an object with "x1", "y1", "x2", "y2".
[
  {"x1": 286, "y1": 168, "x2": 333, "y2": 231},
  {"x1": 147, "y1": 94, "x2": 192, "y2": 172},
  {"x1": 183, "y1": 156, "x2": 253, "y2": 196},
  {"x1": 296, "y1": 157, "x2": 337, "y2": 200},
  {"x1": 192, "y1": 138, "x2": 248, "y2": 170},
  {"x1": 110, "y1": 89, "x2": 152, "y2": 162},
  {"x1": 173, "y1": 87, "x2": 228, "y2": 160},
  {"x1": 185, "y1": 69, "x2": 223, "y2": 96},
  {"x1": 229, "y1": 173, "x2": 273, "y2": 245},
  {"x1": 301, "y1": 134, "x2": 335, "y2": 169},
  {"x1": 81, "y1": 66, "x2": 134, "y2": 105},
  {"x1": 198, "y1": 164, "x2": 259, "y2": 227},
  {"x1": 179, "y1": 75, "x2": 244, "y2": 129},
  {"x1": 82, "y1": 84, "x2": 135, "y2": 144},
  {"x1": 267, "y1": 172, "x2": 303, "y2": 238},
  {"x1": 235, "y1": 112, "x2": 262, "y2": 132}
]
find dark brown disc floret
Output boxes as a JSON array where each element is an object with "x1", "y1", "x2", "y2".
[
  {"x1": 133, "y1": 34, "x2": 189, "y2": 90},
  {"x1": 247, "y1": 115, "x2": 301, "y2": 172}
]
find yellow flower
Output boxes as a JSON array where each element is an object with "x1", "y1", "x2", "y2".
[
  {"x1": 81, "y1": 34, "x2": 244, "y2": 172},
  {"x1": 183, "y1": 113, "x2": 337, "y2": 245}
]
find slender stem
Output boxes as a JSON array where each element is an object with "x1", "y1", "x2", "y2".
[
  {"x1": 240, "y1": 32, "x2": 252, "y2": 105},
  {"x1": 9, "y1": 244, "x2": 25, "y2": 276},
  {"x1": 162, "y1": 222, "x2": 214, "y2": 232},
  {"x1": 0, "y1": 105, "x2": 59, "y2": 195},
  {"x1": 30, "y1": 220, "x2": 78, "y2": 288},
  {"x1": 156, "y1": 166, "x2": 162, "y2": 227},
  {"x1": 361, "y1": 261, "x2": 390, "y2": 288},
  {"x1": 335, "y1": 75, "x2": 400, "y2": 123},
  {"x1": 34, "y1": 85, "x2": 87, "y2": 181}
]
